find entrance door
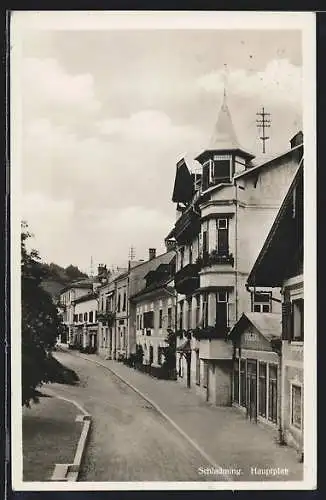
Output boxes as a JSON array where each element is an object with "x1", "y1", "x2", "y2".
[{"x1": 246, "y1": 360, "x2": 257, "y2": 421}]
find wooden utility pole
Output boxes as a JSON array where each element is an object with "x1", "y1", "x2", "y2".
[{"x1": 256, "y1": 107, "x2": 271, "y2": 154}]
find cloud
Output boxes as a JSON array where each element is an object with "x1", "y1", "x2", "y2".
[
  {"x1": 22, "y1": 57, "x2": 101, "y2": 119},
  {"x1": 197, "y1": 59, "x2": 302, "y2": 107}
]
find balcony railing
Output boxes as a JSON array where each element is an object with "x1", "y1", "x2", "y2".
[
  {"x1": 174, "y1": 262, "x2": 200, "y2": 295},
  {"x1": 174, "y1": 207, "x2": 201, "y2": 245},
  {"x1": 192, "y1": 324, "x2": 230, "y2": 340},
  {"x1": 197, "y1": 250, "x2": 234, "y2": 269}
]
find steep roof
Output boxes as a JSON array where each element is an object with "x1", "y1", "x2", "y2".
[
  {"x1": 247, "y1": 160, "x2": 303, "y2": 287},
  {"x1": 209, "y1": 91, "x2": 240, "y2": 150},
  {"x1": 229, "y1": 312, "x2": 282, "y2": 343}
]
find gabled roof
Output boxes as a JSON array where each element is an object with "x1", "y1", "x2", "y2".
[
  {"x1": 229, "y1": 312, "x2": 282, "y2": 343},
  {"x1": 247, "y1": 160, "x2": 303, "y2": 287}
]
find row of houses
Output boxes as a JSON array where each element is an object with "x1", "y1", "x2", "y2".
[{"x1": 58, "y1": 92, "x2": 304, "y2": 457}]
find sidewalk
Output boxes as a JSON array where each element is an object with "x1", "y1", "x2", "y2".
[
  {"x1": 22, "y1": 394, "x2": 83, "y2": 481},
  {"x1": 82, "y1": 353, "x2": 303, "y2": 482}
]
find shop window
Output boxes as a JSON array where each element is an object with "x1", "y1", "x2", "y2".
[
  {"x1": 268, "y1": 364, "x2": 278, "y2": 424},
  {"x1": 157, "y1": 346, "x2": 163, "y2": 366},
  {"x1": 167, "y1": 307, "x2": 172, "y2": 329},
  {"x1": 195, "y1": 351, "x2": 200, "y2": 385},
  {"x1": 240, "y1": 360, "x2": 246, "y2": 407},
  {"x1": 291, "y1": 384, "x2": 302, "y2": 429},
  {"x1": 233, "y1": 359, "x2": 240, "y2": 404},
  {"x1": 149, "y1": 345, "x2": 154, "y2": 365},
  {"x1": 258, "y1": 362, "x2": 267, "y2": 418},
  {"x1": 252, "y1": 292, "x2": 271, "y2": 313},
  {"x1": 292, "y1": 299, "x2": 304, "y2": 341},
  {"x1": 202, "y1": 360, "x2": 208, "y2": 388},
  {"x1": 216, "y1": 218, "x2": 229, "y2": 255},
  {"x1": 159, "y1": 309, "x2": 163, "y2": 329},
  {"x1": 89, "y1": 311, "x2": 93, "y2": 323}
]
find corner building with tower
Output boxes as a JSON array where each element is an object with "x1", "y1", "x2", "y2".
[{"x1": 165, "y1": 91, "x2": 303, "y2": 407}]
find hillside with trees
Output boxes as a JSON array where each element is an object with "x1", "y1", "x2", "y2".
[{"x1": 39, "y1": 262, "x2": 89, "y2": 301}]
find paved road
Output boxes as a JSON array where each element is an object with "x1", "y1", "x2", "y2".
[{"x1": 48, "y1": 351, "x2": 216, "y2": 482}]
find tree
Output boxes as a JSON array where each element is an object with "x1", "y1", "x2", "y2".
[
  {"x1": 65, "y1": 264, "x2": 88, "y2": 281},
  {"x1": 21, "y1": 222, "x2": 65, "y2": 406}
]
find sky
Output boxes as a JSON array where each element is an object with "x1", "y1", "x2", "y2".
[{"x1": 16, "y1": 19, "x2": 303, "y2": 273}]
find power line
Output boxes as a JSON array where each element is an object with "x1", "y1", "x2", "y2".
[{"x1": 256, "y1": 107, "x2": 271, "y2": 154}]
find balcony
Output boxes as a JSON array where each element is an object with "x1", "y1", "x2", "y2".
[
  {"x1": 197, "y1": 327, "x2": 233, "y2": 360},
  {"x1": 198, "y1": 250, "x2": 234, "y2": 269},
  {"x1": 97, "y1": 311, "x2": 115, "y2": 327},
  {"x1": 174, "y1": 262, "x2": 200, "y2": 295},
  {"x1": 192, "y1": 324, "x2": 230, "y2": 341},
  {"x1": 174, "y1": 207, "x2": 200, "y2": 245}
]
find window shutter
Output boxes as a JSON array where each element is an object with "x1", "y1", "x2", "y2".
[
  {"x1": 202, "y1": 163, "x2": 209, "y2": 190},
  {"x1": 282, "y1": 302, "x2": 292, "y2": 340}
]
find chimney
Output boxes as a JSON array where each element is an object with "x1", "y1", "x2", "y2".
[
  {"x1": 149, "y1": 248, "x2": 156, "y2": 261},
  {"x1": 97, "y1": 264, "x2": 107, "y2": 278},
  {"x1": 290, "y1": 131, "x2": 303, "y2": 149},
  {"x1": 165, "y1": 239, "x2": 177, "y2": 252}
]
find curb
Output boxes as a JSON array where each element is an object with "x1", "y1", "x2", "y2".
[
  {"x1": 71, "y1": 351, "x2": 232, "y2": 482},
  {"x1": 45, "y1": 392, "x2": 92, "y2": 482}
]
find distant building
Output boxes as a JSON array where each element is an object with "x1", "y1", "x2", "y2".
[
  {"x1": 246, "y1": 161, "x2": 304, "y2": 455},
  {"x1": 130, "y1": 253, "x2": 176, "y2": 375},
  {"x1": 71, "y1": 291, "x2": 98, "y2": 351},
  {"x1": 166, "y1": 90, "x2": 303, "y2": 406},
  {"x1": 59, "y1": 279, "x2": 93, "y2": 344}
]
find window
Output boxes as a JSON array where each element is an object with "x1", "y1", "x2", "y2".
[
  {"x1": 122, "y1": 292, "x2": 126, "y2": 312},
  {"x1": 202, "y1": 230, "x2": 208, "y2": 258},
  {"x1": 178, "y1": 356, "x2": 184, "y2": 378},
  {"x1": 240, "y1": 360, "x2": 246, "y2": 407},
  {"x1": 202, "y1": 161, "x2": 210, "y2": 191},
  {"x1": 216, "y1": 218, "x2": 229, "y2": 255},
  {"x1": 167, "y1": 307, "x2": 172, "y2": 329},
  {"x1": 84, "y1": 312, "x2": 88, "y2": 322},
  {"x1": 292, "y1": 299, "x2": 304, "y2": 341},
  {"x1": 89, "y1": 311, "x2": 93, "y2": 323},
  {"x1": 79, "y1": 313, "x2": 82, "y2": 322},
  {"x1": 189, "y1": 244, "x2": 193, "y2": 264},
  {"x1": 159, "y1": 309, "x2": 163, "y2": 329},
  {"x1": 179, "y1": 300, "x2": 184, "y2": 330},
  {"x1": 143, "y1": 311, "x2": 154, "y2": 329},
  {"x1": 216, "y1": 291, "x2": 228, "y2": 329},
  {"x1": 233, "y1": 359, "x2": 240, "y2": 404},
  {"x1": 187, "y1": 298, "x2": 192, "y2": 330},
  {"x1": 203, "y1": 361, "x2": 208, "y2": 388},
  {"x1": 149, "y1": 345, "x2": 154, "y2": 365},
  {"x1": 73, "y1": 314, "x2": 78, "y2": 323},
  {"x1": 258, "y1": 362, "x2": 267, "y2": 418},
  {"x1": 291, "y1": 384, "x2": 302, "y2": 429},
  {"x1": 180, "y1": 247, "x2": 185, "y2": 269},
  {"x1": 252, "y1": 292, "x2": 271, "y2": 313},
  {"x1": 195, "y1": 295, "x2": 200, "y2": 327},
  {"x1": 213, "y1": 159, "x2": 231, "y2": 182},
  {"x1": 202, "y1": 293, "x2": 209, "y2": 328},
  {"x1": 158, "y1": 346, "x2": 163, "y2": 366},
  {"x1": 140, "y1": 314, "x2": 143, "y2": 330},
  {"x1": 196, "y1": 351, "x2": 200, "y2": 385},
  {"x1": 268, "y1": 365, "x2": 278, "y2": 424},
  {"x1": 117, "y1": 294, "x2": 121, "y2": 312}
]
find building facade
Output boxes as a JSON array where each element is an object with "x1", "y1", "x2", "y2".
[
  {"x1": 59, "y1": 280, "x2": 93, "y2": 346},
  {"x1": 247, "y1": 161, "x2": 304, "y2": 454},
  {"x1": 131, "y1": 254, "x2": 176, "y2": 375},
  {"x1": 71, "y1": 292, "x2": 99, "y2": 351},
  {"x1": 166, "y1": 92, "x2": 303, "y2": 406}
]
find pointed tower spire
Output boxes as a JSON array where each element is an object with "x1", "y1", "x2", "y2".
[{"x1": 209, "y1": 65, "x2": 239, "y2": 150}]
